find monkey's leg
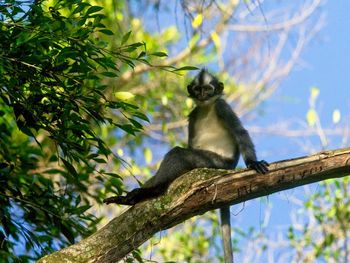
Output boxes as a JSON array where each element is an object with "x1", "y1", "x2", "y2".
[
  {"x1": 143, "y1": 146, "x2": 233, "y2": 188},
  {"x1": 104, "y1": 147, "x2": 193, "y2": 206},
  {"x1": 104, "y1": 147, "x2": 232, "y2": 205},
  {"x1": 142, "y1": 146, "x2": 197, "y2": 188}
]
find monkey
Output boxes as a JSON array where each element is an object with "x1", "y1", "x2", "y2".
[{"x1": 104, "y1": 69, "x2": 269, "y2": 263}]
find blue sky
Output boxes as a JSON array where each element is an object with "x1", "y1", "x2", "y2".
[
  {"x1": 235, "y1": 1, "x2": 350, "y2": 260},
  {"x1": 255, "y1": 0, "x2": 350, "y2": 159}
]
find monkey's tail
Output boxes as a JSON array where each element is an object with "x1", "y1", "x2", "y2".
[{"x1": 220, "y1": 206, "x2": 233, "y2": 263}]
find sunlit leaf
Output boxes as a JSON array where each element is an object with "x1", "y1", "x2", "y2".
[
  {"x1": 161, "y1": 96, "x2": 168, "y2": 106},
  {"x1": 186, "y1": 98, "x2": 193, "y2": 108},
  {"x1": 114, "y1": 91, "x2": 135, "y2": 101},
  {"x1": 188, "y1": 33, "x2": 200, "y2": 49},
  {"x1": 192, "y1": 14, "x2": 203, "y2": 29},
  {"x1": 117, "y1": 149, "x2": 124, "y2": 157},
  {"x1": 144, "y1": 148, "x2": 153, "y2": 164},
  {"x1": 211, "y1": 31, "x2": 221, "y2": 49},
  {"x1": 332, "y1": 109, "x2": 341, "y2": 124},
  {"x1": 306, "y1": 109, "x2": 317, "y2": 126},
  {"x1": 310, "y1": 86, "x2": 320, "y2": 99}
]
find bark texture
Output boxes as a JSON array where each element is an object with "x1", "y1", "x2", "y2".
[{"x1": 38, "y1": 148, "x2": 350, "y2": 263}]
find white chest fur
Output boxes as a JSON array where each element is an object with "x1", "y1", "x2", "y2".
[{"x1": 191, "y1": 105, "x2": 235, "y2": 159}]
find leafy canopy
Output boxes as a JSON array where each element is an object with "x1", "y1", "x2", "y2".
[{"x1": 0, "y1": 0, "x2": 162, "y2": 261}]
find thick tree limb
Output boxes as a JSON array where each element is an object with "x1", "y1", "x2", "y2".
[{"x1": 38, "y1": 148, "x2": 350, "y2": 263}]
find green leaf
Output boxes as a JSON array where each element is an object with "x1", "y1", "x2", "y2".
[
  {"x1": 121, "y1": 31, "x2": 132, "y2": 45},
  {"x1": 61, "y1": 159, "x2": 78, "y2": 177},
  {"x1": 61, "y1": 223, "x2": 75, "y2": 244},
  {"x1": 137, "y1": 51, "x2": 146, "y2": 58},
  {"x1": 117, "y1": 124, "x2": 136, "y2": 135},
  {"x1": 44, "y1": 169, "x2": 65, "y2": 175},
  {"x1": 75, "y1": 205, "x2": 92, "y2": 214},
  {"x1": 101, "y1": 71, "x2": 118, "y2": 77},
  {"x1": 75, "y1": 195, "x2": 81, "y2": 206},
  {"x1": 19, "y1": 126, "x2": 36, "y2": 138},
  {"x1": 93, "y1": 158, "x2": 107, "y2": 163},
  {"x1": 173, "y1": 66, "x2": 199, "y2": 72},
  {"x1": 129, "y1": 118, "x2": 143, "y2": 129},
  {"x1": 133, "y1": 112, "x2": 150, "y2": 122},
  {"x1": 99, "y1": 29, "x2": 114, "y2": 35},
  {"x1": 72, "y1": 3, "x2": 91, "y2": 15},
  {"x1": 150, "y1": 51, "x2": 168, "y2": 57},
  {"x1": 104, "y1": 172, "x2": 122, "y2": 178},
  {"x1": 86, "y1": 6, "x2": 103, "y2": 15}
]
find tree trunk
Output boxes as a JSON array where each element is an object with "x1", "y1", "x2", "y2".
[{"x1": 38, "y1": 148, "x2": 350, "y2": 263}]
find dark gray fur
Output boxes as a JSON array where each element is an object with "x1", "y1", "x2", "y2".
[
  {"x1": 188, "y1": 98, "x2": 258, "y2": 166},
  {"x1": 104, "y1": 69, "x2": 268, "y2": 262}
]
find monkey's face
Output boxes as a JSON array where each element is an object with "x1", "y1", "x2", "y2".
[
  {"x1": 187, "y1": 69, "x2": 224, "y2": 103},
  {"x1": 188, "y1": 84, "x2": 216, "y2": 101}
]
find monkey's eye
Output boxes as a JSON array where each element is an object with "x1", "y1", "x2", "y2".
[
  {"x1": 203, "y1": 85, "x2": 214, "y2": 92},
  {"x1": 193, "y1": 85, "x2": 200, "y2": 91}
]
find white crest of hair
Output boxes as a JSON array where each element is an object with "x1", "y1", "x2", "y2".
[{"x1": 202, "y1": 70, "x2": 214, "y2": 85}]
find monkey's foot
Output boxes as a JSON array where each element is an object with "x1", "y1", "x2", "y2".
[{"x1": 103, "y1": 196, "x2": 136, "y2": 206}]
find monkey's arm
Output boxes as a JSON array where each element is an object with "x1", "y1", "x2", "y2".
[
  {"x1": 188, "y1": 108, "x2": 198, "y2": 147},
  {"x1": 215, "y1": 99, "x2": 269, "y2": 174}
]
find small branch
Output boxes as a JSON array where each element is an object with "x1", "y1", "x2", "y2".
[
  {"x1": 227, "y1": 0, "x2": 321, "y2": 32},
  {"x1": 117, "y1": 1, "x2": 240, "y2": 85},
  {"x1": 38, "y1": 148, "x2": 350, "y2": 263}
]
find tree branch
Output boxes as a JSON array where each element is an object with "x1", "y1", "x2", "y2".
[{"x1": 38, "y1": 148, "x2": 350, "y2": 263}]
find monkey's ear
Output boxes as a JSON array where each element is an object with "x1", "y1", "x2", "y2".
[
  {"x1": 217, "y1": 82, "x2": 224, "y2": 94},
  {"x1": 187, "y1": 85, "x2": 193, "y2": 95}
]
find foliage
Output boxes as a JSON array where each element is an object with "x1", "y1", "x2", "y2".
[
  {"x1": 0, "y1": 0, "x2": 161, "y2": 261},
  {"x1": 284, "y1": 88, "x2": 350, "y2": 262},
  {"x1": 287, "y1": 178, "x2": 350, "y2": 262}
]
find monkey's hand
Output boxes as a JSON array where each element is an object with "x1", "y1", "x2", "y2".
[{"x1": 247, "y1": 160, "x2": 269, "y2": 174}]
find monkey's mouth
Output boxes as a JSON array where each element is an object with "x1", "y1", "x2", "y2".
[
  {"x1": 196, "y1": 96, "x2": 209, "y2": 101},
  {"x1": 189, "y1": 95, "x2": 208, "y2": 101}
]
